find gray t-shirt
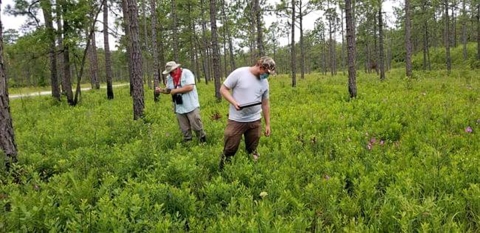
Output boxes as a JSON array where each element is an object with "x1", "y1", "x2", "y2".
[{"x1": 223, "y1": 67, "x2": 269, "y2": 122}]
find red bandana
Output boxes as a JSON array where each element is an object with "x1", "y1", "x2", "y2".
[{"x1": 171, "y1": 68, "x2": 182, "y2": 87}]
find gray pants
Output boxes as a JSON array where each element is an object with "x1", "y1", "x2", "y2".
[{"x1": 176, "y1": 107, "x2": 206, "y2": 141}]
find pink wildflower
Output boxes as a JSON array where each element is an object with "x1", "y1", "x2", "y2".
[{"x1": 465, "y1": 126, "x2": 473, "y2": 133}]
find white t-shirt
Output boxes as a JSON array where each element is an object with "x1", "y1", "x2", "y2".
[
  {"x1": 165, "y1": 68, "x2": 200, "y2": 114},
  {"x1": 223, "y1": 67, "x2": 269, "y2": 122}
]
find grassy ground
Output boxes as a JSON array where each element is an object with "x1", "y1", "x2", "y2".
[{"x1": 1, "y1": 69, "x2": 479, "y2": 232}]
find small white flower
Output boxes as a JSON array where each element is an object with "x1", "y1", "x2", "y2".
[{"x1": 259, "y1": 191, "x2": 268, "y2": 198}]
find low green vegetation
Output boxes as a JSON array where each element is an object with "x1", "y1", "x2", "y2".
[{"x1": 1, "y1": 70, "x2": 479, "y2": 231}]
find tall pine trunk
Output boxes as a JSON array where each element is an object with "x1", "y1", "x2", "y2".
[
  {"x1": 210, "y1": 0, "x2": 221, "y2": 100},
  {"x1": 104, "y1": 2, "x2": 114, "y2": 99},
  {"x1": 291, "y1": 0, "x2": 296, "y2": 87},
  {"x1": 88, "y1": 30, "x2": 100, "y2": 89},
  {"x1": 41, "y1": 0, "x2": 60, "y2": 100},
  {"x1": 346, "y1": 0, "x2": 357, "y2": 98},
  {"x1": 0, "y1": 8, "x2": 18, "y2": 170},
  {"x1": 405, "y1": 0, "x2": 413, "y2": 77},
  {"x1": 255, "y1": 0, "x2": 264, "y2": 57},
  {"x1": 150, "y1": 0, "x2": 160, "y2": 101},
  {"x1": 122, "y1": 0, "x2": 134, "y2": 96},
  {"x1": 127, "y1": 0, "x2": 144, "y2": 120},
  {"x1": 378, "y1": 4, "x2": 385, "y2": 81},
  {"x1": 445, "y1": 0, "x2": 452, "y2": 74},
  {"x1": 299, "y1": 0, "x2": 305, "y2": 79}
]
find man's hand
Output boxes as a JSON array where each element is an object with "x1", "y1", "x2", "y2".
[
  {"x1": 155, "y1": 87, "x2": 171, "y2": 94},
  {"x1": 264, "y1": 125, "x2": 271, "y2": 137},
  {"x1": 233, "y1": 102, "x2": 240, "y2": 111}
]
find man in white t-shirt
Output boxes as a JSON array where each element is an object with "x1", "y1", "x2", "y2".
[
  {"x1": 219, "y1": 56, "x2": 276, "y2": 169},
  {"x1": 156, "y1": 61, "x2": 206, "y2": 143}
]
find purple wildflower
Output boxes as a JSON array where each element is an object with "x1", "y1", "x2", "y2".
[{"x1": 465, "y1": 126, "x2": 473, "y2": 133}]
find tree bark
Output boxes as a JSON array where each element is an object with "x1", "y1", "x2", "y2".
[
  {"x1": 299, "y1": 0, "x2": 305, "y2": 79},
  {"x1": 150, "y1": 0, "x2": 160, "y2": 102},
  {"x1": 40, "y1": 0, "x2": 60, "y2": 100},
  {"x1": 171, "y1": 0, "x2": 179, "y2": 61},
  {"x1": 0, "y1": 9, "x2": 18, "y2": 170},
  {"x1": 477, "y1": 4, "x2": 480, "y2": 60},
  {"x1": 445, "y1": 0, "x2": 451, "y2": 73},
  {"x1": 291, "y1": 0, "x2": 296, "y2": 87},
  {"x1": 210, "y1": 0, "x2": 221, "y2": 100},
  {"x1": 462, "y1": 0, "x2": 467, "y2": 60},
  {"x1": 255, "y1": 0, "x2": 264, "y2": 57},
  {"x1": 405, "y1": 0, "x2": 413, "y2": 77},
  {"x1": 200, "y1": 0, "x2": 210, "y2": 84},
  {"x1": 62, "y1": 2, "x2": 74, "y2": 105},
  {"x1": 127, "y1": 0, "x2": 144, "y2": 120},
  {"x1": 122, "y1": 0, "x2": 134, "y2": 96},
  {"x1": 378, "y1": 3, "x2": 385, "y2": 80},
  {"x1": 88, "y1": 30, "x2": 100, "y2": 89},
  {"x1": 56, "y1": 4, "x2": 65, "y2": 94},
  {"x1": 104, "y1": 2, "x2": 114, "y2": 99},
  {"x1": 345, "y1": 0, "x2": 357, "y2": 98}
]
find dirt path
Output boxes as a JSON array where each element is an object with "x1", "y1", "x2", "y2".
[{"x1": 9, "y1": 83, "x2": 129, "y2": 99}]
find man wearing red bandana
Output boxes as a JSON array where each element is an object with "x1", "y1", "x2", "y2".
[{"x1": 156, "y1": 61, "x2": 206, "y2": 143}]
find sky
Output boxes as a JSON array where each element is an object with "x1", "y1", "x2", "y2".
[{"x1": 2, "y1": 0, "x2": 400, "y2": 48}]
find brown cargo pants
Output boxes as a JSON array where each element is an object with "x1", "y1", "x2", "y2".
[{"x1": 222, "y1": 119, "x2": 261, "y2": 158}]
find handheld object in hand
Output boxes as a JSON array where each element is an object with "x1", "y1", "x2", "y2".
[{"x1": 238, "y1": 101, "x2": 262, "y2": 110}]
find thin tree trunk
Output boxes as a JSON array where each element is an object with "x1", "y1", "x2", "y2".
[
  {"x1": 188, "y1": 3, "x2": 196, "y2": 78},
  {"x1": 41, "y1": 0, "x2": 60, "y2": 100},
  {"x1": 291, "y1": 0, "x2": 296, "y2": 87},
  {"x1": 73, "y1": 0, "x2": 105, "y2": 106},
  {"x1": 122, "y1": 0, "x2": 134, "y2": 96},
  {"x1": 477, "y1": 4, "x2": 480, "y2": 60},
  {"x1": 62, "y1": 2, "x2": 74, "y2": 105},
  {"x1": 225, "y1": 3, "x2": 235, "y2": 72},
  {"x1": 56, "y1": 4, "x2": 65, "y2": 94},
  {"x1": 127, "y1": 0, "x2": 144, "y2": 120},
  {"x1": 88, "y1": 30, "x2": 100, "y2": 89},
  {"x1": 329, "y1": 18, "x2": 334, "y2": 76},
  {"x1": 104, "y1": 1, "x2": 114, "y2": 99},
  {"x1": 462, "y1": 0, "x2": 467, "y2": 60},
  {"x1": 200, "y1": 0, "x2": 210, "y2": 84},
  {"x1": 445, "y1": 0, "x2": 451, "y2": 73},
  {"x1": 322, "y1": 33, "x2": 327, "y2": 75},
  {"x1": 255, "y1": 0, "x2": 264, "y2": 57},
  {"x1": 299, "y1": 0, "x2": 305, "y2": 79},
  {"x1": 405, "y1": 0, "x2": 413, "y2": 77},
  {"x1": 150, "y1": 0, "x2": 160, "y2": 102},
  {"x1": 341, "y1": 7, "x2": 345, "y2": 74},
  {"x1": 378, "y1": 4, "x2": 385, "y2": 80},
  {"x1": 346, "y1": 0, "x2": 356, "y2": 98},
  {"x1": 210, "y1": 0, "x2": 221, "y2": 100},
  {"x1": 142, "y1": 0, "x2": 150, "y2": 88},
  {"x1": 0, "y1": 8, "x2": 18, "y2": 170},
  {"x1": 221, "y1": 0, "x2": 228, "y2": 75},
  {"x1": 171, "y1": 0, "x2": 178, "y2": 61}
]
